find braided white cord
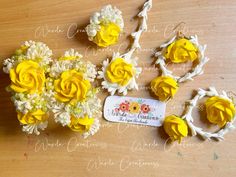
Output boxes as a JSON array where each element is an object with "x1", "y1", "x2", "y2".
[{"x1": 121, "y1": 0, "x2": 152, "y2": 61}]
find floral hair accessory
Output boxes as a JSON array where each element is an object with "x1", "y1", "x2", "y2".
[
  {"x1": 85, "y1": 5, "x2": 124, "y2": 47},
  {"x1": 47, "y1": 49, "x2": 101, "y2": 138},
  {"x1": 150, "y1": 34, "x2": 209, "y2": 101},
  {"x1": 181, "y1": 87, "x2": 236, "y2": 141},
  {"x1": 3, "y1": 41, "x2": 53, "y2": 135},
  {"x1": 98, "y1": 0, "x2": 152, "y2": 95}
]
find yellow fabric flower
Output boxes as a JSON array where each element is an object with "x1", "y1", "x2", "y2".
[
  {"x1": 129, "y1": 102, "x2": 140, "y2": 114},
  {"x1": 93, "y1": 22, "x2": 121, "y2": 47},
  {"x1": 105, "y1": 58, "x2": 134, "y2": 86},
  {"x1": 205, "y1": 96, "x2": 235, "y2": 127},
  {"x1": 164, "y1": 38, "x2": 198, "y2": 63},
  {"x1": 68, "y1": 114, "x2": 94, "y2": 133},
  {"x1": 17, "y1": 110, "x2": 47, "y2": 125},
  {"x1": 150, "y1": 76, "x2": 179, "y2": 102},
  {"x1": 163, "y1": 115, "x2": 188, "y2": 143},
  {"x1": 54, "y1": 69, "x2": 91, "y2": 105},
  {"x1": 10, "y1": 60, "x2": 45, "y2": 94}
]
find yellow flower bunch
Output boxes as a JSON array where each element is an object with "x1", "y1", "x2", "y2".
[
  {"x1": 3, "y1": 41, "x2": 52, "y2": 135},
  {"x1": 3, "y1": 45, "x2": 101, "y2": 137},
  {"x1": 48, "y1": 49, "x2": 101, "y2": 137}
]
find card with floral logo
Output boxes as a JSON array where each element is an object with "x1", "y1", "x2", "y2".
[{"x1": 104, "y1": 96, "x2": 166, "y2": 127}]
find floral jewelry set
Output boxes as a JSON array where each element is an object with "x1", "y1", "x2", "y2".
[{"x1": 2, "y1": 0, "x2": 236, "y2": 143}]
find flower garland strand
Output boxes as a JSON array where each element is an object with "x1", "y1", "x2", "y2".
[
  {"x1": 98, "y1": 0, "x2": 152, "y2": 95},
  {"x1": 121, "y1": 0, "x2": 152, "y2": 61},
  {"x1": 181, "y1": 87, "x2": 236, "y2": 141}
]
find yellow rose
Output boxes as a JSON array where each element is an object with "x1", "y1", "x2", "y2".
[
  {"x1": 150, "y1": 76, "x2": 179, "y2": 101},
  {"x1": 68, "y1": 114, "x2": 94, "y2": 133},
  {"x1": 163, "y1": 115, "x2": 188, "y2": 143},
  {"x1": 129, "y1": 102, "x2": 140, "y2": 114},
  {"x1": 54, "y1": 70, "x2": 91, "y2": 105},
  {"x1": 164, "y1": 38, "x2": 198, "y2": 63},
  {"x1": 105, "y1": 58, "x2": 134, "y2": 86},
  {"x1": 93, "y1": 22, "x2": 121, "y2": 47},
  {"x1": 17, "y1": 110, "x2": 47, "y2": 125},
  {"x1": 10, "y1": 60, "x2": 45, "y2": 94},
  {"x1": 205, "y1": 96, "x2": 235, "y2": 127}
]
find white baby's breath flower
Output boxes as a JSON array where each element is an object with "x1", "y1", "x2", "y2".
[
  {"x1": 22, "y1": 121, "x2": 48, "y2": 135},
  {"x1": 2, "y1": 58, "x2": 14, "y2": 73},
  {"x1": 24, "y1": 41, "x2": 52, "y2": 61},
  {"x1": 64, "y1": 48, "x2": 82, "y2": 59}
]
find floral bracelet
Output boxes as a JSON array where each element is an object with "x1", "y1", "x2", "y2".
[{"x1": 162, "y1": 87, "x2": 236, "y2": 142}]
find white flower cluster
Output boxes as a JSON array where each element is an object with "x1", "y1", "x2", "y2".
[
  {"x1": 50, "y1": 49, "x2": 96, "y2": 82},
  {"x1": 85, "y1": 4, "x2": 124, "y2": 40},
  {"x1": 3, "y1": 40, "x2": 53, "y2": 74},
  {"x1": 48, "y1": 49, "x2": 102, "y2": 138},
  {"x1": 155, "y1": 35, "x2": 209, "y2": 82},
  {"x1": 182, "y1": 87, "x2": 236, "y2": 141},
  {"x1": 3, "y1": 41, "x2": 52, "y2": 135},
  {"x1": 11, "y1": 93, "x2": 48, "y2": 114},
  {"x1": 98, "y1": 52, "x2": 141, "y2": 95},
  {"x1": 98, "y1": 0, "x2": 152, "y2": 95}
]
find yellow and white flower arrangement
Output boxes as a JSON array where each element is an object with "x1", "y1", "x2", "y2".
[
  {"x1": 47, "y1": 49, "x2": 101, "y2": 138},
  {"x1": 98, "y1": 0, "x2": 152, "y2": 95},
  {"x1": 150, "y1": 34, "x2": 209, "y2": 102},
  {"x1": 3, "y1": 41, "x2": 52, "y2": 135},
  {"x1": 3, "y1": 45, "x2": 101, "y2": 137},
  {"x1": 85, "y1": 5, "x2": 124, "y2": 47}
]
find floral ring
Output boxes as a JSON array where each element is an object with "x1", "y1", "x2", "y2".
[
  {"x1": 150, "y1": 34, "x2": 209, "y2": 102},
  {"x1": 85, "y1": 5, "x2": 124, "y2": 48},
  {"x1": 182, "y1": 87, "x2": 236, "y2": 141}
]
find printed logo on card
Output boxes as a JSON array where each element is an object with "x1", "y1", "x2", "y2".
[{"x1": 104, "y1": 96, "x2": 166, "y2": 127}]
